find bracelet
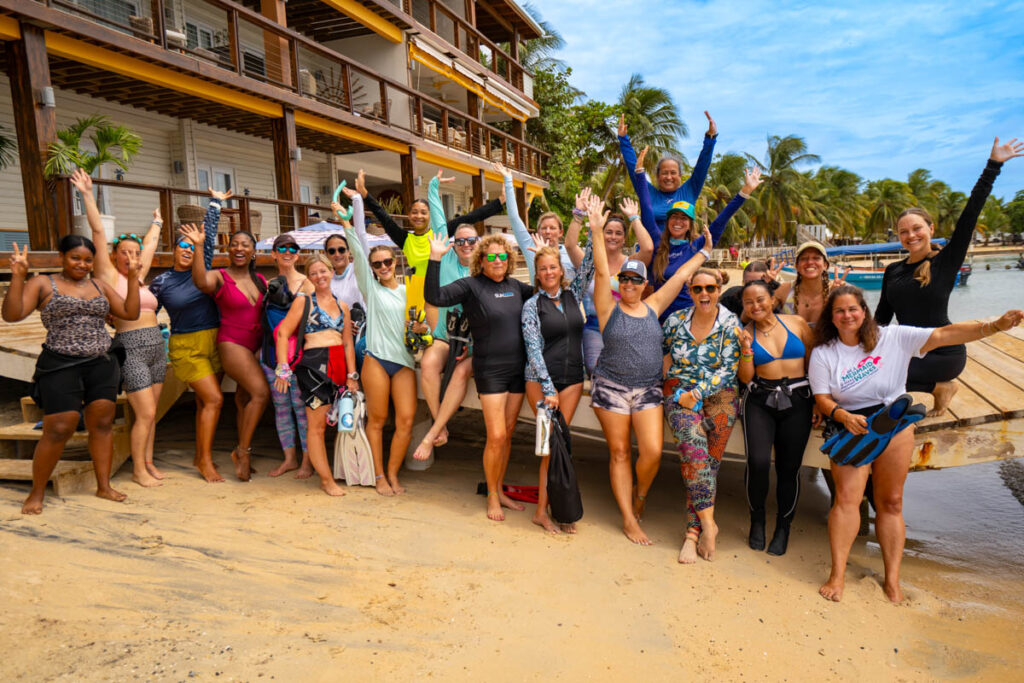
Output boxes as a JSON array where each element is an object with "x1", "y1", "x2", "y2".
[
  {"x1": 740, "y1": 351, "x2": 753, "y2": 361},
  {"x1": 673, "y1": 387, "x2": 686, "y2": 405},
  {"x1": 829, "y1": 405, "x2": 841, "y2": 420},
  {"x1": 152, "y1": 219, "x2": 163, "y2": 227},
  {"x1": 628, "y1": 214, "x2": 640, "y2": 223},
  {"x1": 347, "y1": 372, "x2": 360, "y2": 380},
  {"x1": 699, "y1": 249, "x2": 711, "y2": 260},
  {"x1": 571, "y1": 208, "x2": 586, "y2": 219},
  {"x1": 274, "y1": 364, "x2": 293, "y2": 380}
]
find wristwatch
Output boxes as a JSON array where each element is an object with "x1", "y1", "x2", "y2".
[{"x1": 347, "y1": 372, "x2": 360, "y2": 380}]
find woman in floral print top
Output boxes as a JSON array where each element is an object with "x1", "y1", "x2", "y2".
[{"x1": 661, "y1": 268, "x2": 742, "y2": 565}]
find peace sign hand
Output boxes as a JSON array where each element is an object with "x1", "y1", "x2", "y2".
[
  {"x1": 635, "y1": 146, "x2": 649, "y2": 174},
  {"x1": 737, "y1": 326, "x2": 753, "y2": 352},
  {"x1": 125, "y1": 250, "x2": 141, "y2": 278},
  {"x1": 990, "y1": 137, "x2": 1024, "y2": 163},
  {"x1": 765, "y1": 260, "x2": 782, "y2": 283},
  {"x1": 9, "y1": 242, "x2": 29, "y2": 280}
]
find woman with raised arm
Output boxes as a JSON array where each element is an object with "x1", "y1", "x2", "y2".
[
  {"x1": 565, "y1": 187, "x2": 654, "y2": 375},
  {"x1": 811, "y1": 286, "x2": 1023, "y2": 602},
  {"x1": 425, "y1": 231, "x2": 535, "y2": 522},
  {"x1": 149, "y1": 189, "x2": 229, "y2": 482},
  {"x1": 273, "y1": 254, "x2": 358, "y2": 497},
  {"x1": 3, "y1": 237, "x2": 140, "y2": 514},
  {"x1": 181, "y1": 224, "x2": 268, "y2": 482},
  {"x1": 521, "y1": 217, "x2": 596, "y2": 534},
  {"x1": 737, "y1": 280, "x2": 816, "y2": 557},
  {"x1": 335, "y1": 189, "x2": 416, "y2": 496},
  {"x1": 586, "y1": 195, "x2": 712, "y2": 546},
  {"x1": 70, "y1": 169, "x2": 166, "y2": 488},
  {"x1": 875, "y1": 137, "x2": 1023, "y2": 416}
]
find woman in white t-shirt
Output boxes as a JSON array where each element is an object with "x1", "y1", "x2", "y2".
[{"x1": 809, "y1": 285, "x2": 1022, "y2": 604}]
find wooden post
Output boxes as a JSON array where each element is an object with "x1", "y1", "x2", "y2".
[
  {"x1": 260, "y1": 0, "x2": 291, "y2": 88},
  {"x1": 159, "y1": 188, "x2": 174, "y2": 248},
  {"x1": 471, "y1": 169, "x2": 485, "y2": 235},
  {"x1": 7, "y1": 23, "x2": 58, "y2": 251},
  {"x1": 271, "y1": 108, "x2": 299, "y2": 233},
  {"x1": 400, "y1": 148, "x2": 417, "y2": 215},
  {"x1": 515, "y1": 183, "x2": 527, "y2": 226},
  {"x1": 53, "y1": 177, "x2": 73, "y2": 242},
  {"x1": 467, "y1": 90, "x2": 480, "y2": 120}
]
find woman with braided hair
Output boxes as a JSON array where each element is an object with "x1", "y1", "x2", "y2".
[{"x1": 784, "y1": 242, "x2": 835, "y2": 327}]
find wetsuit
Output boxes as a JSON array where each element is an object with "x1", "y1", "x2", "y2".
[
  {"x1": 874, "y1": 159, "x2": 1004, "y2": 392},
  {"x1": 424, "y1": 260, "x2": 533, "y2": 394}
]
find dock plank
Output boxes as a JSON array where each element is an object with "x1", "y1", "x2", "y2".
[
  {"x1": 957, "y1": 358, "x2": 1024, "y2": 417},
  {"x1": 981, "y1": 331, "x2": 1024, "y2": 361},
  {"x1": 914, "y1": 381, "x2": 996, "y2": 429},
  {"x1": 1003, "y1": 325, "x2": 1024, "y2": 343},
  {"x1": 969, "y1": 340, "x2": 1024, "y2": 393}
]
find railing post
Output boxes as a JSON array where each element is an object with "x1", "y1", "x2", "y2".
[
  {"x1": 153, "y1": 0, "x2": 166, "y2": 49},
  {"x1": 441, "y1": 109, "x2": 449, "y2": 146},
  {"x1": 159, "y1": 188, "x2": 174, "y2": 248},
  {"x1": 429, "y1": 2, "x2": 436, "y2": 32},
  {"x1": 54, "y1": 176, "x2": 74, "y2": 243},
  {"x1": 415, "y1": 97, "x2": 423, "y2": 134},
  {"x1": 228, "y1": 10, "x2": 242, "y2": 75},
  {"x1": 290, "y1": 39, "x2": 300, "y2": 93},
  {"x1": 343, "y1": 64, "x2": 354, "y2": 112},
  {"x1": 379, "y1": 81, "x2": 389, "y2": 123},
  {"x1": 240, "y1": 197, "x2": 251, "y2": 234}
]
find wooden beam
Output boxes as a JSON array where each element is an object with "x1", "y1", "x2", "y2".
[
  {"x1": 400, "y1": 148, "x2": 417, "y2": 215},
  {"x1": 272, "y1": 108, "x2": 300, "y2": 232},
  {"x1": 318, "y1": 0, "x2": 403, "y2": 43},
  {"x1": 515, "y1": 183, "x2": 527, "y2": 225},
  {"x1": 261, "y1": 0, "x2": 292, "y2": 88},
  {"x1": 471, "y1": 169, "x2": 485, "y2": 234},
  {"x1": 6, "y1": 23, "x2": 58, "y2": 250}
]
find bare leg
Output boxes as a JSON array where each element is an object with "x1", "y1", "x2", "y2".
[
  {"x1": 126, "y1": 387, "x2": 160, "y2": 487},
  {"x1": 631, "y1": 406, "x2": 665, "y2": 524},
  {"x1": 479, "y1": 392, "x2": 513, "y2": 521},
  {"x1": 871, "y1": 429, "x2": 914, "y2": 603},
  {"x1": 527, "y1": 381, "x2": 583, "y2": 533},
  {"x1": 595, "y1": 407, "x2": 650, "y2": 545},
  {"x1": 418, "y1": 340, "x2": 450, "y2": 446},
  {"x1": 928, "y1": 381, "x2": 958, "y2": 417},
  {"x1": 304, "y1": 405, "x2": 344, "y2": 496},
  {"x1": 21, "y1": 411, "x2": 79, "y2": 514},
  {"x1": 144, "y1": 382, "x2": 164, "y2": 479},
  {"x1": 413, "y1": 357, "x2": 472, "y2": 460},
  {"x1": 386, "y1": 367, "x2": 418, "y2": 494},
  {"x1": 696, "y1": 506, "x2": 718, "y2": 561},
  {"x1": 820, "y1": 462, "x2": 871, "y2": 602},
  {"x1": 190, "y1": 374, "x2": 224, "y2": 482},
  {"x1": 219, "y1": 342, "x2": 270, "y2": 481},
  {"x1": 361, "y1": 355, "x2": 394, "y2": 496},
  {"x1": 83, "y1": 399, "x2": 126, "y2": 503},
  {"x1": 495, "y1": 391, "x2": 525, "y2": 512}
]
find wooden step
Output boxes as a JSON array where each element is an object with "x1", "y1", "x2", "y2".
[
  {"x1": 20, "y1": 394, "x2": 129, "y2": 424},
  {"x1": 0, "y1": 458, "x2": 100, "y2": 497}
]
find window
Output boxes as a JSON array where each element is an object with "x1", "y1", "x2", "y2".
[
  {"x1": 243, "y1": 50, "x2": 266, "y2": 78},
  {"x1": 75, "y1": 0, "x2": 139, "y2": 26},
  {"x1": 196, "y1": 166, "x2": 236, "y2": 207},
  {"x1": 184, "y1": 21, "x2": 214, "y2": 50},
  {"x1": 441, "y1": 193, "x2": 455, "y2": 220},
  {"x1": 299, "y1": 184, "x2": 312, "y2": 204}
]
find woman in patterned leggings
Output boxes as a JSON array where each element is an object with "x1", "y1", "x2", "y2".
[{"x1": 662, "y1": 268, "x2": 741, "y2": 564}]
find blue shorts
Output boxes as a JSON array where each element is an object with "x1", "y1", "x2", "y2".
[{"x1": 590, "y1": 374, "x2": 662, "y2": 415}]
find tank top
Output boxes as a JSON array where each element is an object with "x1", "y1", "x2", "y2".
[
  {"x1": 40, "y1": 276, "x2": 111, "y2": 357},
  {"x1": 594, "y1": 303, "x2": 663, "y2": 387},
  {"x1": 114, "y1": 273, "x2": 158, "y2": 314}
]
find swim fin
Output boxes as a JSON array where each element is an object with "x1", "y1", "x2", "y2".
[{"x1": 821, "y1": 394, "x2": 926, "y2": 467}]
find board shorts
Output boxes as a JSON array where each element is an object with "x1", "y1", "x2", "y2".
[{"x1": 168, "y1": 328, "x2": 222, "y2": 384}]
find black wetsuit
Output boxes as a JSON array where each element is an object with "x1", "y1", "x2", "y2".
[
  {"x1": 533, "y1": 289, "x2": 586, "y2": 390},
  {"x1": 424, "y1": 260, "x2": 533, "y2": 394},
  {"x1": 874, "y1": 159, "x2": 1003, "y2": 392},
  {"x1": 364, "y1": 194, "x2": 504, "y2": 247}
]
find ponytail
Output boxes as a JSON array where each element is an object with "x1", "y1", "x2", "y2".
[{"x1": 897, "y1": 207, "x2": 940, "y2": 289}]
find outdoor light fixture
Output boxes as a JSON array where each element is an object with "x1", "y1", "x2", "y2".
[
  {"x1": 290, "y1": 148, "x2": 302, "y2": 161},
  {"x1": 415, "y1": 175, "x2": 422, "y2": 186},
  {"x1": 244, "y1": 188, "x2": 251, "y2": 196},
  {"x1": 173, "y1": 160, "x2": 184, "y2": 174},
  {"x1": 37, "y1": 86, "x2": 55, "y2": 108}
]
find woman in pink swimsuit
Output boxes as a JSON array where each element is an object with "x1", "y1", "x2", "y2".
[{"x1": 183, "y1": 225, "x2": 269, "y2": 481}]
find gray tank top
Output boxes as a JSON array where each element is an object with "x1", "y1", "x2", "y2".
[{"x1": 594, "y1": 303, "x2": 663, "y2": 387}]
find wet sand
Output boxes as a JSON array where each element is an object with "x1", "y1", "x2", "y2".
[{"x1": 1, "y1": 403, "x2": 1023, "y2": 681}]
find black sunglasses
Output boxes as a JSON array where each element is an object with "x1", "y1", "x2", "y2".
[
  {"x1": 454, "y1": 237, "x2": 479, "y2": 247},
  {"x1": 326, "y1": 246, "x2": 348, "y2": 255},
  {"x1": 690, "y1": 284, "x2": 719, "y2": 294},
  {"x1": 619, "y1": 274, "x2": 645, "y2": 285},
  {"x1": 370, "y1": 257, "x2": 394, "y2": 270},
  {"x1": 276, "y1": 245, "x2": 299, "y2": 254}
]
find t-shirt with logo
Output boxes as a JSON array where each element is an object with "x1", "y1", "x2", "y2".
[{"x1": 809, "y1": 325, "x2": 934, "y2": 410}]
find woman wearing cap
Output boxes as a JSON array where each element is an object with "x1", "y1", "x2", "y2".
[
  {"x1": 662, "y1": 269, "x2": 742, "y2": 563},
  {"x1": 585, "y1": 195, "x2": 712, "y2": 545},
  {"x1": 425, "y1": 232, "x2": 535, "y2": 523},
  {"x1": 785, "y1": 241, "x2": 838, "y2": 326},
  {"x1": 70, "y1": 169, "x2": 167, "y2": 488},
  {"x1": 875, "y1": 137, "x2": 1023, "y2": 416},
  {"x1": 810, "y1": 285, "x2": 1023, "y2": 602},
  {"x1": 149, "y1": 190, "x2": 229, "y2": 482},
  {"x1": 335, "y1": 188, "x2": 415, "y2": 496},
  {"x1": 260, "y1": 233, "x2": 315, "y2": 478},
  {"x1": 564, "y1": 187, "x2": 654, "y2": 375}
]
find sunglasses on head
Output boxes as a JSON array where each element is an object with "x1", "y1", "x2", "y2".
[
  {"x1": 176, "y1": 240, "x2": 195, "y2": 251},
  {"x1": 276, "y1": 245, "x2": 299, "y2": 254},
  {"x1": 113, "y1": 233, "x2": 141, "y2": 246},
  {"x1": 618, "y1": 274, "x2": 645, "y2": 285},
  {"x1": 454, "y1": 237, "x2": 479, "y2": 247},
  {"x1": 485, "y1": 252, "x2": 508, "y2": 262},
  {"x1": 690, "y1": 284, "x2": 719, "y2": 294},
  {"x1": 370, "y1": 257, "x2": 394, "y2": 270},
  {"x1": 326, "y1": 246, "x2": 347, "y2": 255}
]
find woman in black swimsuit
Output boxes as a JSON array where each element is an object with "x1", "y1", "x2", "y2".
[{"x1": 2, "y1": 238, "x2": 141, "y2": 514}]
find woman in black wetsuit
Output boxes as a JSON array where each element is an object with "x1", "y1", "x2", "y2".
[
  {"x1": 425, "y1": 233, "x2": 534, "y2": 523},
  {"x1": 875, "y1": 136, "x2": 1022, "y2": 416}
]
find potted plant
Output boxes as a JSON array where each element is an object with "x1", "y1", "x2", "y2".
[{"x1": 43, "y1": 115, "x2": 142, "y2": 241}]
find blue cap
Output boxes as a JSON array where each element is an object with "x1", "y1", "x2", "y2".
[{"x1": 619, "y1": 259, "x2": 648, "y2": 279}]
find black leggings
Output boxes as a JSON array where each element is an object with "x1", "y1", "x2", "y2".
[
  {"x1": 906, "y1": 344, "x2": 966, "y2": 393},
  {"x1": 742, "y1": 379, "x2": 814, "y2": 522}
]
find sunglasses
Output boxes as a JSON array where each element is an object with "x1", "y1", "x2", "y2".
[
  {"x1": 690, "y1": 284, "x2": 719, "y2": 294},
  {"x1": 176, "y1": 240, "x2": 195, "y2": 251},
  {"x1": 326, "y1": 246, "x2": 347, "y2": 255},
  {"x1": 454, "y1": 237, "x2": 479, "y2": 247},
  {"x1": 276, "y1": 245, "x2": 299, "y2": 254},
  {"x1": 113, "y1": 233, "x2": 141, "y2": 246},
  {"x1": 485, "y1": 252, "x2": 509, "y2": 262},
  {"x1": 370, "y1": 257, "x2": 394, "y2": 270},
  {"x1": 618, "y1": 274, "x2": 645, "y2": 285}
]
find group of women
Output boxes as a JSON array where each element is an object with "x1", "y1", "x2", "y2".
[{"x1": 3, "y1": 120, "x2": 1022, "y2": 604}]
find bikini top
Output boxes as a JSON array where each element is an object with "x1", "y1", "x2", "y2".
[
  {"x1": 752, "y1": 316, "x2": 805, "y2": 366},
  {"x1": 305, "y1": 293, "x2": 345, "y2": 334},
  {"x1": 115, "y1": 273, "x2": 158, "y2": 314}
]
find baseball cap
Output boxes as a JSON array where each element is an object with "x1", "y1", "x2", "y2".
[
  {"x1": 795, "y1": 241, "x2": 829, "y2": 265},
  {"x1": 273, "y1": 233, "x2": 299, "y2": 249},
  {"x1": 666, "y1": 200, "x2": 695, "y2": 220},
  {"x1": 618, "y1": 259, "x2": 648, "y2": 280}
]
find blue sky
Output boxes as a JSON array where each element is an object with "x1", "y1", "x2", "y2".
[{"x1": 531, "y1": 0, "x2": 1024, "y2": 199}]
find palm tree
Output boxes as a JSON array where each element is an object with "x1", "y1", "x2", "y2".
[
  {"x1": 864, "y1": 179, "x2": 915, "y2": 239},
  {"x1": 700, "y1": 153, "x2": 752, "y2": 242},
  {"x1": 933, "y1": 189, "x2": 967, "y2": 236},
  {"x1": 977, "y1": 195, "x2": 1008, "y2": 238},
  {"x1": 517, "y1": 3, "x2": 569, "y2": 73},
  {"x1": 0, "y1": 123, "x2": 15, "y2": 170},
  {"x1": 43, "y1": 114, "x2": 142, "y2": 178},
  {"x1": 745, "y1": 135, "x2": 821, "y2": 243},
  {"x1": 811, "y1": 166, "x2": 867, "y2": 240}
]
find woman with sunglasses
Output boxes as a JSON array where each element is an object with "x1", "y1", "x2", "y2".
[
  {"x1": 425, "y1": 232, "x2": 535, "y2": 522},
  {"x1": 69, "y1": 169, "x2": 167, "y2": 489},
  {"x1": 334, "y1": 189, "x2": 415, "y2": 496},
  {"x1": 585, "y1": 196, "x2": 711, "y2": 546},
  {"x1": 324, "y1": 233, "x2": 364, "y2": 310},
  {"x1": 149, "y1": 189, "x2": 230, "y2": 482},
  {"x1": 182, "y1": 223, "x2": 268, "y2": 482}
]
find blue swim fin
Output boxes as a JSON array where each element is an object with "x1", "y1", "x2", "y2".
[{"x1": 821, "y1": 395, "x2": 924, "y2": 467}]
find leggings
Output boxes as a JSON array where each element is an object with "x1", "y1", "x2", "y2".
[
  {"x1": 741, "y1": 379, "x2": 814, "y2": 524},
  {"x1": 906, "y1": 344, "x2": 966, "y2": 393},
  {"x1": 260, "y1": 363, "x2": 308, "y2": 453},
  {"x1": 664, "y1": 387, "x2": 738, "y2": 534}
]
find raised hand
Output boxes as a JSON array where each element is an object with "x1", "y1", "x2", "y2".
[
  {"x1": 635, "y1": 146, "x2": 649, "y2": 174},
  {"x1": 617, "y1": 113, "x2": 627, "y2": 138},
  {"x1": 9, "y1": 242, "x2": 28, "y2": 280},
  {"x1": 995, "y1": 309, "x2": 1024, "y2": 331},
  {"x1": 499, "y1": 179, "x2": 507, "y2": 205},
  {"x1": 620, "y1": 196, "x2": 639, "y2": 218},
  {"x1": 704, "y1": 110, "x2": 717, "y2": 137},
  {"x1": 491, "y1": 161, "x2": 511, "y2": 179},
  {"x1": 765, "y1": 259, "x2": 782, "y2": 283},
  {"x1": 125, "y1": 249, "x2": 141, "y2": 278},
  {"x1": 428, "y1": 231, "x2": 452, "y2": 259},
  {"x1": 527, "y1": 231, "x2": 546, "y2": 253},
  {"x1": 70, "y1": 168, "x2": 93, "y2": 194},
  {"x1": 209, "y1": 187, "x2": 234, "y2": 202},
  {"x1": 355, "y1": 169, "x2": 368, "y2": 198},
  {"x1": 990, "y1": 137, "x2": 1024, "y2": 163},
  {"x1": 700, "y1": 225, "x2": 713, "y2": 249},
  {"x1": 586, "y1": 194, "x2": 608, "y2": 231},
  {"x1": 833, "y1": 264, "x2": 851, "y2": 288},
  {"x1": 152, "y1": 208, "x2": 162, "y2": 223},
  {"x1": 436, "y1": 168, "x2": 456, "y2": 184},
  {"x1": 180, "y1": 223, "x2": 204, "y2": 246},
  {"x1": 737, "y1": 326, "x2": 753, "y2": 351},
  {"x1": 741, "y1": 167, "x2": 763, "y2": 195},
  {"x1": 574, "y1": 187, "x2": 592, "y2": 212},
  {"x1": 339, "y1": 184, "x2": 358, "y2": 199}
]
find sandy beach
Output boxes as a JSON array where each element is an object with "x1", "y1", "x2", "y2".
[{"x1": 1, "y1": 397, "x2": 1023, "y2": 682}]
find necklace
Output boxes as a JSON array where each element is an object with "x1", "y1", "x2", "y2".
[
  {"x1": 756, "y1": 316, "x2": 779, "y2": 335},
  {"x1": 59, "y1": 273, "x2": 88, "y2": 288}
]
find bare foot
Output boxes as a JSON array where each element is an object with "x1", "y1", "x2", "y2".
[
  {"x1": 412, "y1": 437, "x2": 434, "y2": 461},
  {"x1": 268, "y1": 459, "x2": 299, "y2": 477},
  {"x1": 532, "y1": 512, "x2": 561, "y2": 534},
  {"x1": 819, "y1": 573, "x2": 845, "y2": 602},
  {"x1": 145, "y1": 461, "x2": 165, "y2": 480},
  {"x1": 375, "y1": 478, "x2": 395, "y2": 497},
  {"x1": 697, "y1": 522, "x2": 718, "y2": 561},
  {"x1": 21, "y1": 492, "x2": 44, "y2": 515},
  {"x1": 678, "y1": 535, "x2": 699, "y2": 564},
  {"x1": 231, "y1": 447, "x2": 251, "y2": 482},
  {"x1": 433, "y1": 427, "x2": 448, "y2": 447},
  {"x1": 560, "y1": 522, "x2": 578, "y2": 534},
  {"x1": 928, "y1": 381, "x2": 959, "y2": 417},
  {"x1": 498, "y1": 492, "x2": 525, "y2": 511},
  {"x1": 623, "y1": 518, "x2": 652, "y2": 545},
  {"x1": 321, "y1": 479, "x2": 346, "y2": 497},
  {"x1": 487, "y1": 493, "x2": 505, "y2": 521},
  {"x1": 196, "y1": 459, "x2": 225, "y2": 483},
  {"x1": 293, "y1": 465, "x2": 314, "y2": 480},
  {"x1": 131, "y1": 467, "x2": 162, "y2": 488},
  {"x1": 632, "y1": 491, "x2": 647, "y2": 521},
  {"x1": 883, "y1": 580, "x2": 904, "y2": 603},
  {"x1": 96, "y1": 486, "x2": 127, "y2": 503},
  {"x1": 388, "y1": 474, "x2": 405, "y2": 495}
]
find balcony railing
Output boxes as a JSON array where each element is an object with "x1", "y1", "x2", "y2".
[{"x1": 35, "y1": 0, "x2": 548, "y2": 178}]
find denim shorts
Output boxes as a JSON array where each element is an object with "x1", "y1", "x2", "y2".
[{"x1": 590, "y1": 374, "x2": 663, "y2": 415}]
